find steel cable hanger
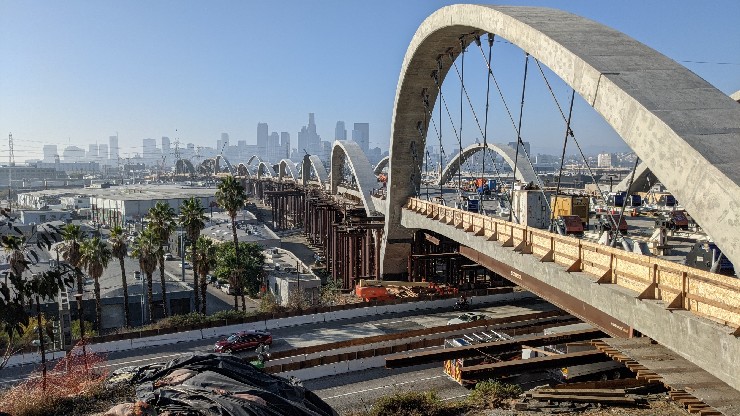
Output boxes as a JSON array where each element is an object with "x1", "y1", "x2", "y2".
[
  {"x1": 474, "y1": 41, "x2": 552, "y2": 223},
  {"x1": 448, "y1": 33, "x2": 509, "y2": 213},
  {"x1": 533, "y1": 58, "x2": 621, "y2": 232},
  {"x1": 550, "y1": 89, "x2": 576, "y2": 234}
]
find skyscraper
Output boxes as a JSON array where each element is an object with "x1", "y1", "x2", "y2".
[
  {"x1": 508, "y1": 141, "x2": 531, "y2": 156},
  {"x1": 42, "y1": 145, "x2": 58, "y2": 163},
  {"x1": 335, "y1": 121, "x2": 347, "y2": 140},
  {"x1": 109, "y1": 135, "x2": 119, "y2": 161},
  {"x1": 87, "y1": 144, "x2": 99, "y2": 160},
  {"x1": 352, "y1": 123, "x2": 370, "y2": 153},
  {"x1": 257, "y1": 123, "x2": 269, "y2": 159},
  {"x1": 98, "y1": 144, "x2": 109, "y2": 164},
  {"x1": 162, "y1": 136, "x2": 171, "y2": 156},
  {"x1": 280, "y1": 132, "x2": 290, "y2": 160},
  {"x1": 297, "y1": 113, "x2": 321, "y2": 156}
]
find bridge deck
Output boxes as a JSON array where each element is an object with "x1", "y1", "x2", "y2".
[
  {"x1": 600, "y1": 337, "x2": 740, "y2": 416},
  {"x1": 401, "y1": 198, "x2": 740, "y2": 392}
]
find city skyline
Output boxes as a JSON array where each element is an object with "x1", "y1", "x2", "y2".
[{"x1": 1, "y1": 1, "x2": 738, "y2": 161}]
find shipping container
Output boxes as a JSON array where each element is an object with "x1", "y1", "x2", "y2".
[{"x1": 513, "y1": 189, "x2": 551, "y2": 229}]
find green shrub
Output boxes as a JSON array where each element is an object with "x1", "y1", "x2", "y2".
[
  {"x1": 369, "y1": 390, "x2": 464, "y2": 416},
  {"x1": 467, "y1": 380, "x2": 522, "y2": 409},
  {"x1": 71, "y1": 320, "x2": 98, "y2": 340}
]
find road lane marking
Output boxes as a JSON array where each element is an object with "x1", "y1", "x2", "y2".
[{"x1": 322, "y1": 375, "x2": 446, "y2": 399}]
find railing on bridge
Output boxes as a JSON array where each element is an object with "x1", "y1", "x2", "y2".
[{"x1": 406, "y1": 198, "x2": 740, "y2": 332}]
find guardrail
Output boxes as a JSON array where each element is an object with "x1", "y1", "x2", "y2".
[{"x1": 406, "y1": 198, "x2": 740, "y2": 332}]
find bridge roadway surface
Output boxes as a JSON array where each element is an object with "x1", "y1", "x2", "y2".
[{"x1": 0, "y1": 298, "x2": 555, "y2": 387}]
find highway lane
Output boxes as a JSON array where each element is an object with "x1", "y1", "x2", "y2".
[{"x1": 0, "y1": 297, "x2": 555, "y2": 388}]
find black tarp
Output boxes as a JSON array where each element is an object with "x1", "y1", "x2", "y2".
[{"x1": 114, "y1": 353, "x2": 337, "y2": 416}]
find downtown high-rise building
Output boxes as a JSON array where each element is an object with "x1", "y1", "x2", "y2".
[
  {"x1": 43, "y1": 145, "x2": 58, "y2": 163},
  {"x1": 109, "y1": 135, "x2": 119, "y2": 161},
  {"x1": 297, "y1": 113, "x2": 321, "y2": 156},
  {"x1": 98, "y1": 144, "x2": 109, "y2": 164},
  {"x1": 335, "y1": 121, "x2": 347, "y2": 140},
  {"x1": 352, "y1": 122, "x2": 370, "y2": 153},
  {"x1": 280, "y1": 132, "x2": 290, "y2": 160},
  {"x1": 257, "y1": 123, "x2": 269, "y2": 159}
]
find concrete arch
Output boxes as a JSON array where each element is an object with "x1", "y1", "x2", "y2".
[
  {"x1": 247, "y1": 155, "x2": 262, "y2": 166},
  {"x1": 237, "y1": 163, "x2": 250, "y2": 177},
  {"x1": 303, "y1": 155, "x2": 328, "y2": 186},
  {"x1": 257, "y1": 161, "x2": 274, "y2": 179},
  {"x1": 217, "y1": 155, "x2": 236, "y2": 175},
  {"x1": 278, "y1": 159, "x2": 299, "y2": 182},
  {"x1": 330, "y1": 140, "x2": 378, "y2": 215},
  {"x1": 175, "y1": 159, "x2": 195, "y2": 175},
  {"x1": 382, "y1": 4, "x2": 740, "y2": 277},
  {"x1": 373, "y1": 156, "x2": 389, "y2": 175},
  {"x1": 438, "y1": 142, "x2": 538, "y2": 186}
]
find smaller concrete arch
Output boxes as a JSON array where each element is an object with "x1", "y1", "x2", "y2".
[
  {"x1": 175, "y1": 159, "x2": 195, "y2": 175},
  {"x1": 257, "y1": 161, "x2": 275, "y2": 179},
  {"x1": 374, "y1": 156, "x2": 390, "y2": 175},
  {"x1": 278, "y1": 159, "x2": 299, "y2": 181},
  {"x1": 236, "y1": 163, "x2": 250, "y2": 177},
  {"x1": 438, "y1": 143, "x2": 538, "y2": 186},
  {"x1": 217, "y1": 154, "x2": 236, "y2": 175},
  {"x1": 246, "y1": 155, "x2": 262, "y2": 166},
  {"x1": 330, "y1": 140, "x2": 379, "y2": 215},
  {"x1": 305, "y1": 155, "x2": 328, "y2": 186}
]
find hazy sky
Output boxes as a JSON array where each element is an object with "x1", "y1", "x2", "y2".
[{"x1": 1, "y1": 1, "x2": 738, "y2": 161}]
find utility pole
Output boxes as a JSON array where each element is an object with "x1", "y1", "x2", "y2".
[{"x1": 8, "y1": 132, "x2": 14, "y2": 209}]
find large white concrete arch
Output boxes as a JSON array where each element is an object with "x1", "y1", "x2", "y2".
[
  {"x1": 438, "y1": 142, "x2": 538, "y2": 186},
  {"x1": 373, "y1": 156, "x2": 389, "y2": 175},
  {"x1": 216, "y1": 155, "x2": 236, "y2": 176},
  {"x1": 330, "y1": 140, "x2": 379, "y2": 215},
  {"x1": 278, "y1": 159, "x2": 299, "y2": 182},
  {"x1": 382, "y1": 4, "x2": 740, "y2": 277}
]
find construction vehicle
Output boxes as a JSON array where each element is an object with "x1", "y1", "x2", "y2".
[
  {"x1": 550, "y1": 195, "x2": 590, "y2": 227},
  {"x1": 355, "y1": 285, "x2": 392, "y2": 302},
  {"x1": 685, "y1": 242, "x2": 735, "y2": 276},
  {"x1": 557, "y1": 215, "x2": 584, "y2": 236},
  {"x1": 655, "y1": 210, "x2": 689, "y2": 231},
  {"x1": 593, "y1": 214, "x2": 628, "y2": 234}
]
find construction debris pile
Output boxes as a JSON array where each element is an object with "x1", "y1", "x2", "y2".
[
  {"x1": 513, "y1": 379, "x2": 673, "y2": 413},
  {"x1": 103, "y1": 353, "x2": 338, "y2": 416}
]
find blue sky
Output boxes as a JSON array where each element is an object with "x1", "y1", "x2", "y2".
[{"x1": 0, "y1": 0, "x2": 738, "y2": 161}]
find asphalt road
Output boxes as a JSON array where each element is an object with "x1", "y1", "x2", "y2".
[{"x1": 0, "y1": 298, "x2": 556, "y2": 396}]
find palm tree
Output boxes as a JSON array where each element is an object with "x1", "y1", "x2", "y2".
[
  {"x1": 193, "y1": 236, "x2": 215, "y2": 314},
  {"x1": 146, "y1": 202, "x2": 176, "y2": 317},
  {"x1": 131, "y1": 228, "x2": 158, "y2": 323},
  {"x1": 179, "y1": 197, "x2": 207, "y2": 313},
  {"x1": 109, "y1": 226, "x2": 131, "y2": 327},
  {"x1": 59, "y1": 224, "x2": 86, "y2": 338},
  {"x1": 216, "y1": 176, "x2": 247, "y2": 310},
  {"x1": 80, "y1": 237, "x2": 112, "y2": 331}
]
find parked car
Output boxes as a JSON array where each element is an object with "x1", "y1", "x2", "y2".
[
  {"x1": 447, "y1": 312, "x2": 489, "y2": 325},
  {"x1": 163, "y1": 253, "x2": 174, "y2": 261},
  {"x1": 183, "y1": 262, "x2": 192, "y2": 269},
  {"x1": 214, "y1": 330, "x2": 272, "y2": 353}
]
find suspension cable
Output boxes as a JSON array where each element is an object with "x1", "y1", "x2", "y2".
[
  {"x1": 550, "y1": 89, "x2": 576, "y2": 232},
  {"x1": 432, "y1": 67, "x2": 463, "y2": 176},
  {"x1": 480, "y1": 34, "x2": 493, "y2": 206},
  {"x1": 435, "y1": 63, "x2": 444, "y2": 200},
  {"x1": 509, "y1": 53, "x2": 529, "y2": 223},
  {"x1": 533, "y1": 57, "x2": 620, "y2": 232},
  {"x1": 458, "y1": 38, "x2": 465, "y2": 193},
  {"x1": 613, "y1": 156, "x2": 640, "y2": 247}
]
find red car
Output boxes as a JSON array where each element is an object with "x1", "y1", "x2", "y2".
[{"x1": 214, "y1": 330, "x2": 272, "y2": 353}]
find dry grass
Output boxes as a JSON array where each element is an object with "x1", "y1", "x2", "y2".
[{"x1": 0, "y1": 342, "x2": 110, "y2": 416}]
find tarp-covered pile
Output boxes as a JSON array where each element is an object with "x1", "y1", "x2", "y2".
[{"x1": 106, "y1": 353, "x2": 337, "y2": 416}]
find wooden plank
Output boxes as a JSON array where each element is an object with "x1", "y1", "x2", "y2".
[
  {"x1": 386, "y1": 329, "x2": 603, "y2": 368},
  {"x1": 528, "y1": 393, "x2": 636, "y2": 405},
  {"x1": 532, "y1": 388, "x2": 626, "y2": 397},
  {"x1": 461, "y1": 350, "x2": 611, "y2": 378}
]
